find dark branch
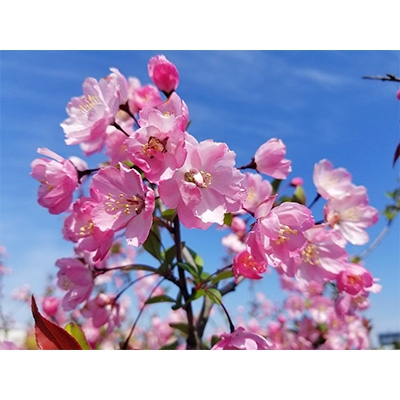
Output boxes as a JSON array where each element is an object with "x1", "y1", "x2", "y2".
[{"x1": 362, "y1": 74, "x2": 400, "y2": 82}]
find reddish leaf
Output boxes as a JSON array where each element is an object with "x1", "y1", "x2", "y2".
[
  {"x1": 31, "y1": 295, "x2": 82, "y2": 350},
  {"x1": 393, "y1": 141, "x2": 400, "y2": 167}
]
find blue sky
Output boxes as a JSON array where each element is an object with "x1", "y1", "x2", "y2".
[{"x1": 1, "y1": 50, "x2": 399, "y2": 347}]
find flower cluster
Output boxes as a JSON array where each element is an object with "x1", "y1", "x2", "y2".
[{"x1": 26, "y1": 55, "x2": 381, "y2": 350}]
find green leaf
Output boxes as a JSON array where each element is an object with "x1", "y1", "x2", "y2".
[
  {"x1": 271, "y1": 179, "x2": 282, "y2": 195},
  {"x1": 162, "y1": 245, "x2": 176, "y2": 266},
  {"x1": 121, "y1": 264, "x2": 159, "y2": 273},
  {"x1": 142, "y1": 224, "x2": 163, "y2": 261},
  {"x1": 177, "y1": 262, "x2": 198, "y2": 278},
  {"x1": 64, "y1": 323, "x2": 91, "y2": 350},
  {"x1": 169, "y1": 322, "x2": 189, "y2": 335},
  {"x1": 161, "y1": 208, "x2": 177, "y2": 221},
  {"x1": 210, "y1": 269, "x2": 234, "y2": 285},
  {"x1": 223, "y1": 212, "x2": 233, "y2": 226},
  {"x1": 160, "y1": 340, "x2": 180, "y2": 350},
  {"x1": 145, "y1": 295, "x2": 176, "y2": 305},
  {"x1": 186, "y1": 247, "x2": 204, "y2": 269},
  {"x1": 292, "y1": 185, "x2": 306, "y2": 205},
  {"x1": 191, "y1": 288, "x2": 205, "y2": 301},
  {"x1": 205, "y1": 288, "x2": 222, "y2": 305}
]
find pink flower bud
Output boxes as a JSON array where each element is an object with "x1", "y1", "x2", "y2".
[
  {"x1": 148, "y1": 55, "x2": 179, "y2": 95},
  {"x1": 42, "y1": 296, "x2": 61, "y2": 317}
]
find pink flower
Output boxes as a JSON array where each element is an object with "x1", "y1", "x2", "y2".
[
  {"x1": 81, "y1": 293, "x2": 121, "y2": 331},
  {"x1": 124, "y1": 105, "x2": 187, "y2": 183},
  {"x1": 233, "y1": 250, "x2": 267, "y2": 282},
  {"x1": 247, "y1": 196, "x2": 315, "y2": 265},
  {"x1": 397, "y1": 88, "x2": 400, "y2": 101},
  {"x1": 211, "y1": 326, "x2": 274, "y2": 350},
  {"x1": 313, "y1": 159, "x2": 354, "y2": 200},
  {"x1": 63, "y1": 196, "x2": 114, "y2": 262},
  {"x1": 337, "y1": 263, "x2": 374, "y2": 296},
  {"x1": 127, "y1": 77, "x2": 163, "y2": 115},
  {"x1": 30, "y1": 148, "x2": 78, "y2": 214},
  {"x1": 253, "y1": 138, "x2": 291, "y2": 179},
  {"x1": 285, "y1": 225, "x2": 349, "y2": 284},
  {"x1": 241, "y1": 172, "x2": 273, "y2": 213},
  {"x1": 324, "y1": 185, "x2": 379, "y2": 245},
  {"x1": 91, "y1": 164, "x2": 155, "y2": 247},
  {"x1": 56, "y1": 257, "x2": 94, "y2": 311},
  {"x1": 42, "y1": 296, "x2": 61, "y2": 318},
  {"x1": 148, "y1": 55, "x2": 179, "y2": 95},
  {"x1": 159, "y1": 139, "x2": 246, "y2": 229},
  {"x1": 60, "y1": 68, "x2": 129, "y2": 155}
]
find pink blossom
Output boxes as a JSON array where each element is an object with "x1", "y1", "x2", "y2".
[
  {"x1": 253, "y1": 138, "x2": 291, "y2": 179},
  {"x1": 55, "y1": 257, "x2": 94, "y2": 311},
  {"x1": 124, "y1": 107, "x2": 187, "y2": 183},
  {"x1": 290, "y1": 177, "x2": 304, "y2": 187},
  {"x1": 308, "y1": 295, "x2": 333, "y2": 324},
  {"x1": 284, "y1": 294, "x2": 306, "y2": 318},
  {"x1": 247, "y1": 196, "x2": 315, "y2": 266},
  {"x1": 284, "y1": 225, "x2": 349, "y2": 284},
  {"x1": 140, "y1": 91, "x2": 189, "y2": 133},
  {"x1": 241, "y1": 172, "x2": 273, "y2": 213},
  {"x1": 148, "y1": 55, "x2": 179, "y2": 95},
  {"x1": 336, "y1": 263, "x2": 374, "y2": 295},
  {"x1": 91, "y1": 164, "x2": 155, "y2": 247},
  {"x1": 397, "y1": 88, "x2": 400, "y2": 101},
  {"x1": 313, "y1": 159, "x2": 354, "y2": 200},
  {"x1": 159, "y1": 139, "x2": 246, "y2": 229},
  {"x1": 42, "y1": 296, "x2": 61, "y2": 318},
  {"x1": 324, "y1": 185, "x2": 379, "y2": 245},
  {"x1": 81, "y1": 293, "x2": 121, "y2": 331},
  {"x1": 63, "y1": 196, "x2": 114, "y2": 262},
  {"x1": 233, "y1": 250, "x2": 267, "y2": 282},
  {"x1": 221, "y1": 233, "x2": 247, "y2": 254},
  {"x1": 60, "y1": 68, "x2": 129, "y2": 155},
  {"x1": 127, "y1": 77, "x2": 163, "y2": 115},
  {"x1": 211, "y1": 326, "x2": 274, "y2": 350},
  {"x1": 30, "y1": 147, "x2": 78, "y2": 214}
]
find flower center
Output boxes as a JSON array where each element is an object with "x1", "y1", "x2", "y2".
[
  {"x1": 142, "y1": 136, "x2": 168, "y2": 158},
  {"x1": 184, "y1": 168, "x2": 212, "y2": 188},
  {"x1": 79, "y1": 94, "x2": 101, "y2": 114},
  {"x1": 105, "y1": 193, "x2": 144, "y2": 216},
  {"x1": 79, "y1": 221, "x2": 95, "y2": 237},
  {"x1": 301, "y1": 243, "x2": 320, "y2": 265},
  {"x1": 275, "y1": 225, "x2": 298, "y2": 245}
]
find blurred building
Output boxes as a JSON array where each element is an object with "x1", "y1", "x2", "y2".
[{"x1": 378, "y1": 332, "x2": 400, "y2": 349}]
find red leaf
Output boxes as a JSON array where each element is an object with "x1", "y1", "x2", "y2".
[{"x1": 31, "y1": 295, "x2": 82, "y2": 350}]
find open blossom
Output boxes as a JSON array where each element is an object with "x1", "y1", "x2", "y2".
[
  {"x1": 159, "y1": 139, "x2": 246, "y2": 229},
  {"x1": 283, "y1": 225, "x2": 349, "y2": 284},
  {"x1": 211, "y1": 326, "x2": 274, "y2": 350},
  {"x1": 313, "y1": 159, "x2": 354, "y2": 200},
  {"x1": 63, "y1": 196, "x2": 114, "y2": 262},
  {"x1": 127, "y1": 76, "x2": 163, "y2": 115},
  {"x1": 81, "y1": 293, "x2": 121, "y2": 332},
  {"x1": 241, "y1": 172, "x2": 273, "y2": 213},
  {"x1": 148, "y1": 55, "x2": 179, "y2": 95},
  {"x1": 60, "y1": 68, "x2": 129, "y2": 155},
  {"x1": 337, "y1": 263, "x2": 374, "y2": 296},
  {"x1": 233, "y1": 250, "x2": 267, "y2": 282},
  {"x1": 56, "y1": 257, "x2": 94, "y2": 311},
  {"x1": 30, "y1": 147, "x2": 78, "y2": 214},
  {"x1": 324, "y1": 185, "x2": 379, "y2": 245},
  {"x1": 247, "y1": 196, "x2": 315, "y2": 266},
  {"x1": 124, "y1": 106, "x2": 187, "y2": 183},
  {"x1": 253, "y1": 138, "x2": 291, "y2": 179},
  {"x1": 90, "y1": 164, "x2": 155, "y2": 247}
]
